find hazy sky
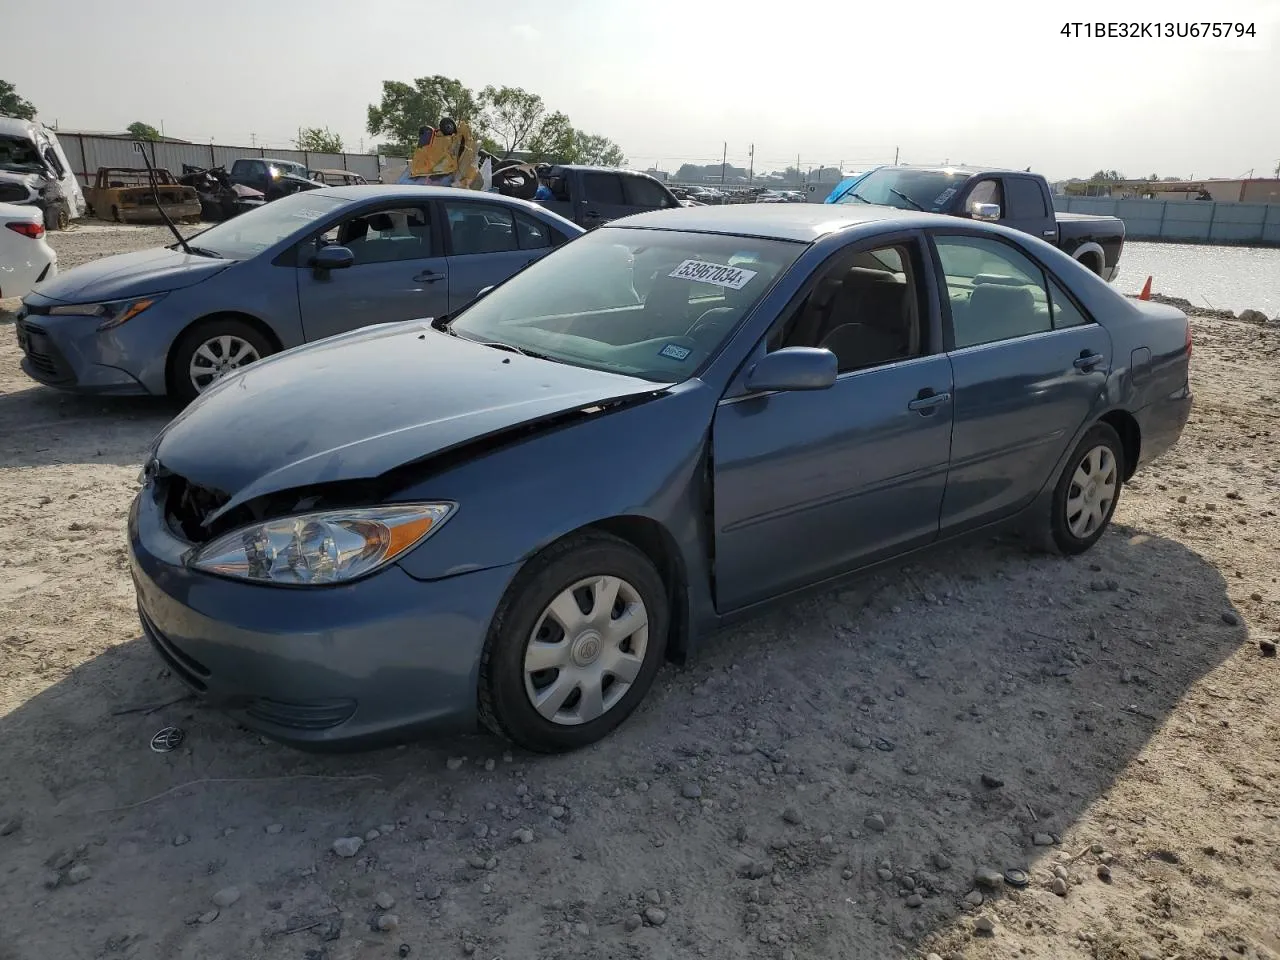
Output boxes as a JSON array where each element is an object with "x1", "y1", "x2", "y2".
[{"x1": 6, "y1": 0, "x2": 1279, "y2": 180}]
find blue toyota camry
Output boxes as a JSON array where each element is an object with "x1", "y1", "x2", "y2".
[{"x1": 129, "y1": 203, "x2": 1192, "y2": 752}]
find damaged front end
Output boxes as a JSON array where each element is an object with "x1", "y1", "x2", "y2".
[{"x1": 178, "y1": 165, "x2": 265, "y2": 221}]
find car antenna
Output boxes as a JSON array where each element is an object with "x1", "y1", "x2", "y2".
[{"x1": 132, "y1": 139, "x2": 193, "y2": 255}]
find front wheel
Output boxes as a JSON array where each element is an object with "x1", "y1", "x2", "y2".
[
  {"x1": 478, "y1": 532, "x2": 669, "y2": 753},
  {"x1": 168, "y1": 317, "x2": 273, "y2": 404},
  {"x1": 1034, "y1": 422, "x2": 1124, "y2": 555}
]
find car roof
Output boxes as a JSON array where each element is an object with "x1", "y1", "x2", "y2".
[
  {"x1": 306, "y1": 184, "x2": 570, "y2": 218},
  {"x1": 877, "y1": 162, "x2": 1029, "y2": 177},
  {"x1": 607, "y1": 202, "x2": 921, "y2": 242}
]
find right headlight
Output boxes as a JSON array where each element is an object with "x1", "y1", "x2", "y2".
[{"x1": 190, "y1": 502, "x2": 456, "y2": 586}]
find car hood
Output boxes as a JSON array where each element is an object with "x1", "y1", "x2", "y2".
[
  {"x1": 153, "y1": 322, "x2": 668, "y2": 522},
  {"x1": 29, "y1": 246, "x2": 232, "y2": 303}
]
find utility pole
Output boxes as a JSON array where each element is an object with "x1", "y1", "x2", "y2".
[
  {"x1": 748, "y1": 144, "x2": 755, "y2": 183},
  {"x1": 894, "y1": 146, "x2": 899, "y2": 164},
  {"x1": 796, "y1": 153, "x2": 800, "y2": 187},
  {"x1": 250, "y1": 132, "x2": 257, "y2": 147},
  {"x1": 720, "y1": 142, "x2": 727, "y2": 184}
]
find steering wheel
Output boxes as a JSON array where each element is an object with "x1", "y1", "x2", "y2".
[{"x1": 685, "y1": 307, "x2": 737, "y2": 342}]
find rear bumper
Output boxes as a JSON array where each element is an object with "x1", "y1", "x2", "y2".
[{"x1": 1135, "y1": 383, "x2": 1192, "y2": 469}]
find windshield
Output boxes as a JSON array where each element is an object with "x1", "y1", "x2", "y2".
[
  {"x1": 184, "y1": 191, "x2": 347, "y2": 259},
  {"x1": 0, "y1": 135, "x2": 44, "y2": 175},
  {"x1": 450, "y1": 227, "x2": 803, "y2": 382},
  {"x1": 834, "y1": 167, "x2": 971, "y2": 212}
]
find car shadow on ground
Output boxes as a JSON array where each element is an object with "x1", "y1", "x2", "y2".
[
  {"x1": 0, "y1": 382, "x2": 174, "y2": 469},
  {"x1": 0, "y1": 519, "x2": 1250, "y2": 958}
]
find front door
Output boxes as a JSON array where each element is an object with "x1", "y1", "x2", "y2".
[
  {"x1": 296, "y1": 203, "x2": 450, "y2": 342},
  {"x1": 712, "y1": 235, "x2": 954, "y2": 611},
  {"x1": 1000, "y1": 176, "x2": 1057, "y2": 243},
  {"x1": 931, "y1": 232, "x2": 1112, "y2": 533},
  {"x1": 440, "y1": 198, "x2": 554, "y2": 313}
]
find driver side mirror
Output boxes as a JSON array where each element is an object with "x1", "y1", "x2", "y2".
[
  {"x1": 311, "y1": 245, "x2": 354, "y2": 271},
  {"x1": 745, "y1": 347, "x2": 837, "y2": 393},
  {"x1": 967, "y1": 200, "x2": 1001, "y2": 221}
]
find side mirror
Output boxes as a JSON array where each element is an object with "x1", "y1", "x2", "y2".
[
  {"x1": 745, "y1": 347, "x2": 837, "y2": 393},
  {"x1": 312, "y1": 245, "x2": 354, "y2": 271},
  {"x1": 968, "y1": 200, "x2": 1001, "y2": 221}
]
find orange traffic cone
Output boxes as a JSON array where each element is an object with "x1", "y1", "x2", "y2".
[{"x1": 1139, "y1": 276, "x2": 1152, "y2": 300}]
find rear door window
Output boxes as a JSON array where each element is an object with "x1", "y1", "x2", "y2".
[
  {"x1": 582, "y1": 172, "x2": 625, "y2": 205},
  {"x1": 623, "y1": 175, "x2": 673, "y2": 209}
]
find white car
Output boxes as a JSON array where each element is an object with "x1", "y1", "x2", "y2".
[{"x1": 0, "y1": 202, "x2": 57, "y2": 300}]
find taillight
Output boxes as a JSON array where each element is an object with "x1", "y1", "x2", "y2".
[{"x1": 5, "y1": 221, "x2": 44, "y2": 240}]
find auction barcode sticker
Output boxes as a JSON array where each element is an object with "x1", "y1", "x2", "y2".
[{"x1": 669, "y1": 259, "x2": 758, "y2": 290}]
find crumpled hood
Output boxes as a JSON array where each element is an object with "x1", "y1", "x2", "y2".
[
  {"x1": 30, "y1": 246, "x2": 231, "y2": 303},
  {"x1": 154, "y1": 322, "x2": 666, "y2": 520}
]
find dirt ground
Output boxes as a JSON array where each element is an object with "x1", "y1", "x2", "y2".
[{"x1": 0, "y1": 224, "x2": 1277, "y2": 960}]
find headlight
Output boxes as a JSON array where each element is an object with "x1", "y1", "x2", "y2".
[
  {"x1": 190, "y1": 503, "x2": 455, "y2": 586},
  {"x1": 49, "y1": 293, "x2": 167, "y2": 331}
]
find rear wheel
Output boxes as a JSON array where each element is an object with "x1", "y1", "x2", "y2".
[
  {"x1": 168, "y1": 317, "x2": 273, "y2": 404},
  {"x1": 1032, "y1": 422, "x2": 1124, "y2": 555},
  {"x1": 479, "y1": 532, "x2": 669, "y2": 753}
]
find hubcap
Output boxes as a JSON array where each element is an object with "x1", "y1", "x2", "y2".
[
  {"x1": 189, "y1": 335, "x2": 261, "y2": 393},
  {"x1": 1066, "y1": 444, "x2": 1118, "y2": 539},
  {"x1": 523, "y1": 575, "x2": 649, "y2": 726}
]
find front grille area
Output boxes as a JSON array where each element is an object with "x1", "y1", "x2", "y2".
[
  {"x1": 159, "y1": 472, "x2": 230, "y2": 543},
  {"x1": 139, "y1": 606, "x2": 210, "y2": 693},
  {"x1": 15, "y1": 320, "x2": 73, "y2": 384},
  {"x1": 243, "y1": 698, "x2": 357, "y2": 731}
]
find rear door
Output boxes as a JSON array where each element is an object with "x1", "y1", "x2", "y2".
[
  {"x1": 296, "y1": 201, "x2": 450, "y2": 341},
  {"x1": 441, "y1": 199, "x2": 558, "y2": 312},
  {"x1": 577, "y1": 171, "x2": 632, "y2": 228},
  {"x1": 711, "y1": 232, "x2": 954, "y2": 610},
  {"x1": 1001, "y1": 176, "x2": 1056, "y2": 242},
  {"x1": 621, "y1": 173, "x2": 680, "y2": 217},
  {"x1": 931, "y1": 230, "x2": 1112, "y2": 533}
]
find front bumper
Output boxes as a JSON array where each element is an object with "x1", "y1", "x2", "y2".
[{"x1": 128, "y1": 488, "x2": 520, "y2": 750}]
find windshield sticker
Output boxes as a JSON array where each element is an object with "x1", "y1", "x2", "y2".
[
  {"x1": 933, "y1": 187, "x2": 957, "y2": 206},
  {"x1": 669, "y1": 259, "x2": 758, "y2": 290},
  {"x1": 659, "y1": 343, "x2": 692, "y2": 361}
]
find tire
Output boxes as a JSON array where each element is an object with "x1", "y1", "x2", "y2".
[
  {"x1": 167, "y1": 317, "x2": 274, "y2": 405},
  {"x1": 479, "y1": 532, "x2": 669, "y2": 753},
  {"x1": 1034, "y1": 422, "x2": 1124, "y2": 555},
  {"x1": 111, "y1": 205, "x2": 122, "y2": 223},
  {"x1": 44, "y1": 203, "x2": 69, "y2": 231}
]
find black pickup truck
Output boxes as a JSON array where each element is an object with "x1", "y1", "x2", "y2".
[
  {"x1": 535, "y1": 165, "x2": 682, "y2": 229},
  {"x1": 829, "y1": 165, "x2": 1124, "y2": 281}
]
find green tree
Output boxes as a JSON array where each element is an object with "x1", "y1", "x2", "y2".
[
  {"x1": 572, "y1": 131, "x2": 626, "y2": 167},
  {"x1": 0, "y1": 79, "x2": 37, "y2": 121},
  {"x1": 525, "y1": 111, "x2": 576, "y2": 163},
  {"x1": 366, "y1": 76, "x2": 486, "y2": 157},
  {"x1": 480, "y1": 85, "x2": 545, "y2": 157},
  {"x1": 127, "y1": 121, "x2": 161, "y2": 141},
  {"x1": 294, "y1": 126, "x2": 344, "y2": 153}
]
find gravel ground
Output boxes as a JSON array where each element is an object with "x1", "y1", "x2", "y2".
[{"x1": 1, "y1": 224, "x2": 1278, "y2": 960}]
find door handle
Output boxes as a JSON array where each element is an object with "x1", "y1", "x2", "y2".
[
  {"x1": 1073, "y1": 352, "x2": 1104, "y2": 372},
  {"x1": 414, "y1": 271, "x2": 444, "y2": 283},
  {"x1": 907, "y1": 390, "x2": 951, "y2": 413},
  {"x1": 1042, "y1": 229, "x2": 1055, "y2": 236}
]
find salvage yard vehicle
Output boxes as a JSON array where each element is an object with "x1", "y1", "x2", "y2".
[
  {"x1": 14, "y1": 186, "x2": 583, "y2": 402},
  {"x1": 312, "y1": 168, "x2": 369, "y2": 187},
  {"x1": 535, "y1": 165, "x2": 682, "y2": 228},
  {"x1": 128, "y1": 203, "x2": 1192, "y2": 753},
  {"x1": 228, "y1": 158, "x2": 324, "y2": 201},
  {"x1": 0, "y1": 202, "x2": 57, "y2": 299},
  {"x1": 178, "y1": 164, "x2": 266, "y2": 221},
  {"x1": 0, "y1": 117, "x2": 86, "y2": 230},
  {"x1": 86, "y1": 167, "x2": 202, "y2": 224},
  {"x1": 829, "y1": 165, "x2": 1125, "y2": 280}
]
